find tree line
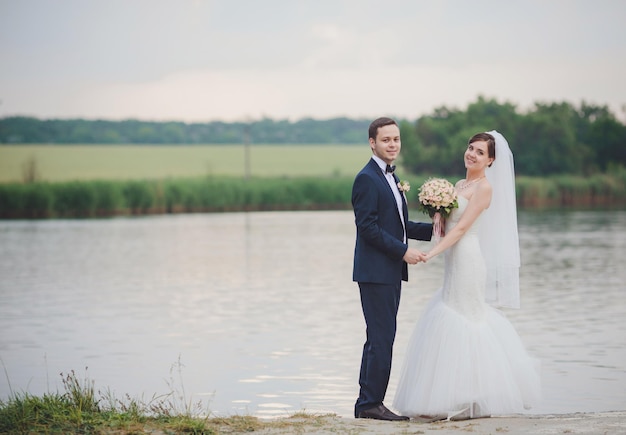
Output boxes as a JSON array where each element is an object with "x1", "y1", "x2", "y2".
[
  {"x1": 0, "y1": 116, "x2": 369, "y2": 145},
  {"x1": 1, "y1": 96, "x2": 625, "y2": 176},
  {"x1": 399, "y1": 97, "x2": 626, "y2": 176}
]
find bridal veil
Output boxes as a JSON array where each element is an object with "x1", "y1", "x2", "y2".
[{"x1": 479, "y1": 130, "x2": 521, "y2": 308}]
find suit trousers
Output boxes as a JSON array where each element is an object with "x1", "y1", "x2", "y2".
[{"x1": 355, "y1": 281, "x2": 402, "y2": 416}]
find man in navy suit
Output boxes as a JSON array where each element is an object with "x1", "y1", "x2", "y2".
[{"x1": 352, "y1": 117, "x2": 433, "y2": 421}]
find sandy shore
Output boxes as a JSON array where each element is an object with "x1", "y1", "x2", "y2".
[{"x1": 255, "y1": 411, "x2": 626, "y2": 434}]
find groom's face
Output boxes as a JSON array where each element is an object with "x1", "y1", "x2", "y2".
[{"x1": 369, "y1": 124, "x2": 401, "y2": 165}]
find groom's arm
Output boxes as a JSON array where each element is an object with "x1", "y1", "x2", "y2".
[{"x1": 406, "y1": 220, "x2": 433, "y2": 242}]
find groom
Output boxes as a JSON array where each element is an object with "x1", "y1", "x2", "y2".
[{"x1": 352, "y1": 117, "x2": 432, "y2": 421}]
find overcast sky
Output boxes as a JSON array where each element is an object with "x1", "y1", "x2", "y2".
[{"x1": 1, "y1": 0, "x2": 625, "y2": 122}]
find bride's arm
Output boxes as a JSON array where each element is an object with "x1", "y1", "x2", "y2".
[{"x1": 424, "y1": 182, "x2": 492, "y2": 261}]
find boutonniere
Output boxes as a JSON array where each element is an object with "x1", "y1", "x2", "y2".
[{"x1": 397, "y1": 180, "x2": 411, "y2": 193}]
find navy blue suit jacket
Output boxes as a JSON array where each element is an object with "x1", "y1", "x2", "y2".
[{"x1": 352, "y1": 158, "x2": 432, "y2": 284}]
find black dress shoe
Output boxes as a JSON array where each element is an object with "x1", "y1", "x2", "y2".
[{"x1": 357, "y1": 404, "x2": 409, "y2": 421}]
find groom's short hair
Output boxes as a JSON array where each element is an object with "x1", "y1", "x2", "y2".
[{"x1": 369, "y1": 117, "x2": 398, "y2": 140}]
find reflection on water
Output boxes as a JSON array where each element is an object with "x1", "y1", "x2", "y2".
[{"x1": 0, "y1": 210, "x2": 624, "y2": 417}]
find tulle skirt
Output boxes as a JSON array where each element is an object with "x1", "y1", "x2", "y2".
[{"x1": 392, "y1": 289, "x2": 541, "y2": 417}]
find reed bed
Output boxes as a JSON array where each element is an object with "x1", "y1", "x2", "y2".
[
  {"x1": 516, "y1": 171, "x2": 626, "y2": 208},
  {"x1": 0, "y1": 172, "x2": 624, "y2": 219},
  {"x1": 0, "y1": 176, "x2": 355, "y2": 219}
]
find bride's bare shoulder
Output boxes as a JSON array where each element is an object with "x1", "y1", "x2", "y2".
[
  {"x1": 473, "y1": 179, "x2": 493, "y2": 206},
  {"x1": 476, "y1": 178, "x2": 492, "y2": 194},
  {"x1": 463, "y1": 179, "x2": 492, "y2": 203}
]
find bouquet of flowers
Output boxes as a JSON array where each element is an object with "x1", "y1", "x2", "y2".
[{"x1": 417, "y1": 177, "x2": 459, "y2": 243}]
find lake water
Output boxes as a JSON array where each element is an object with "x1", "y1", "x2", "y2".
[{"x1": 0, "y1": 209, "x2": 624, "y2": 418}]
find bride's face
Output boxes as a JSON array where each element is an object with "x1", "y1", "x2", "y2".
[{"x1": 464, "y1": 140, "x2": 494, "y2": 170}]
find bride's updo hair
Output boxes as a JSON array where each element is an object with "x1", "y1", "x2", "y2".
[{"x1": 468, "y1": 132, "x2": 496, "y2": 166}]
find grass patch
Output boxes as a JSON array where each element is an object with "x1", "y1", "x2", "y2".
[{"x1": 0, "y1": 363, "x2": 337, "y2": 434}]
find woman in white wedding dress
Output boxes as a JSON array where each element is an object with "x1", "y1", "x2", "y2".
[{"x1": 393, "y1": 131, "x2": 541, "y2": 421}]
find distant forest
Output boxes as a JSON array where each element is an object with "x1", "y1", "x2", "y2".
[
  {"x1": 2, "y1": 96, "x2": 625, "y2": 176},
  {"x1": 0, "y1": 116, "x2": 369, "y2": 145}
]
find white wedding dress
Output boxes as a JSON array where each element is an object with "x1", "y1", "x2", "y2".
[{"x1": 393, "y1": 196, "x2": 541, "y2": 418}]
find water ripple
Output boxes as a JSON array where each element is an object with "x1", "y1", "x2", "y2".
[{"x1": 0, "y1": 210, "x2": 624, "y2": 417}]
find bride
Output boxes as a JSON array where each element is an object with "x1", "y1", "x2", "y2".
[{"x1": 392, "y1": 131, "x2": 541, "y2": 420}]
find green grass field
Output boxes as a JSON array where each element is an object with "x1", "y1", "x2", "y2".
[{"x1": 0, "y1": 144, "x2": 375, "y2": 182}]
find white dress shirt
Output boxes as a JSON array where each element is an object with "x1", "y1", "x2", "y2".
[{"x1": 371, "y1": 155, "x2": 406, "y2": 243}]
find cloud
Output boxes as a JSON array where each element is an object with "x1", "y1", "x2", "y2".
[
  {"x1": 20, "y1": 54, "x2": 620, "y2": 123},
  {"x1": 1, "y1": 0, "x2": 625, "y2": 121}
]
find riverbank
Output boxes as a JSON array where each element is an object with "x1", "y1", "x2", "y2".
[
  {"x1": 4, "y1": 371, "x2": 624, "y2": 434},
  {"x1": 0, "y1": 172, "x2": 625, "y2": 218},
  {"x1": 255, "y1": 411, "x2": 626, "y2": 434}
]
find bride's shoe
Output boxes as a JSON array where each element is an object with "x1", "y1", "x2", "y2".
[
  {"x1": 447, "y1": 403, "x2": 488, "y2": 421},
  {"x1": 470, "y1": 403, "x2": 490, "y2": 419},
  {"x1": 447, "y1": 407, "x2": 471, "y2": 421}
]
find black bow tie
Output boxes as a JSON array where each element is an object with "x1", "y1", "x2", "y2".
[{"x1": 385, "y1": 164, "x2": 396, "y2": 174}]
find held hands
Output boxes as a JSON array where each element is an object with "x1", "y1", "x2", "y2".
[{"x1": 403, "y1": 247, "x2": 428, "y2": 265}]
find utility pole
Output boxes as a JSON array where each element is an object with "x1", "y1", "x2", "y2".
[{"x1": 244, "y1": 119, "x2": 251, "y2": 180}]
